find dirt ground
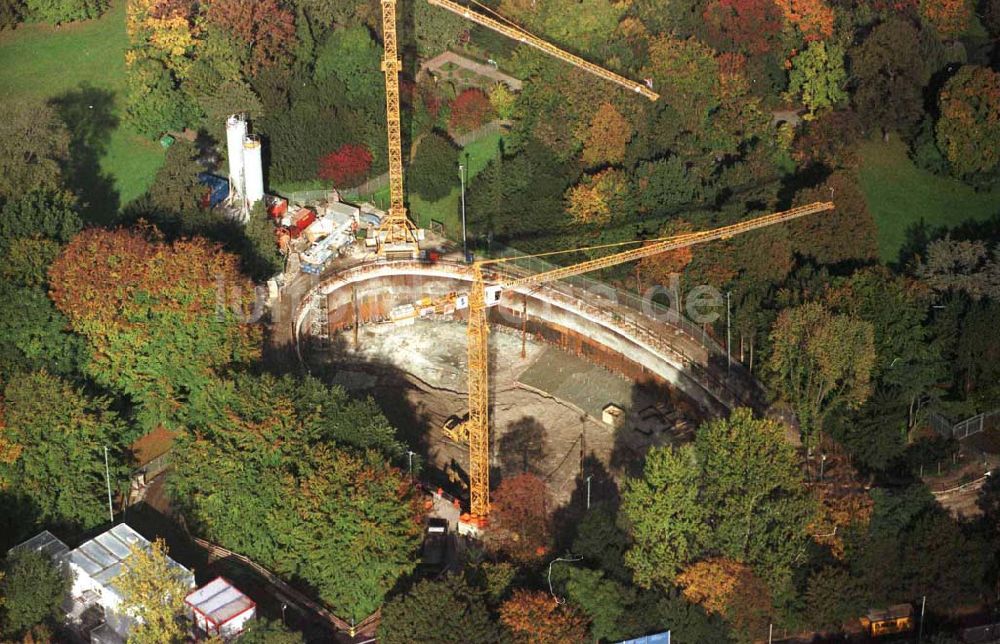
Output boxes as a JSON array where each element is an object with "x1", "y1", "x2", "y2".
[{"x1": 308, "y1": 319, "x2": 705, "y2": 507}]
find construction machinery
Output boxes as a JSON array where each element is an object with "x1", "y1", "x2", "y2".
[
  {"x1": 374, "y1": 0, "x2": 658, "y2": 258},
  {"x1": 411, "y1": 203, "x2": 834, "y2": 517}
]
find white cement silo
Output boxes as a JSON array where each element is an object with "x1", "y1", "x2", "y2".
[
  {"x1": 243, "y1": 135, "x2": 264, "y2": 206},
  {"x1": 225, "y1": 115, "x2": 247, "y2": 199}
]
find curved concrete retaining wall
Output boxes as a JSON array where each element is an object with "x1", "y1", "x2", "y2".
[{"x1": 293, "y1": 260, "x2": 763, "y2": 415}]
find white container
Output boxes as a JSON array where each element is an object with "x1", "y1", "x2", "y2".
[
  {"x1": 243, "y1": 136, "x2": 264, "y2": 205},
  {"x1": 225, "y1": 115, "x2": 247, "y2": 198}
]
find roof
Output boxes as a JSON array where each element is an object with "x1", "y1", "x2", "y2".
[
  {"x1": 185, "y1": 577, "x2": 255, "y2": 627},
  {"x1": 8, "y1": 530, "x2": 70, "y2": 562},
  {"x1": 130, "y1": 425, "x2": 176, "y2": 466},
  {"x1": 68, "y1": 524, "x2": 192, "y2": 600}
]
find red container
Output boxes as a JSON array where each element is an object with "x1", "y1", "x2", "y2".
[
  {"x1": 266, "y1": 196, "x2": 288, "y2": 220},
  {"x1": 287, "y1": 209, "x2": 317, "y2": 239}
]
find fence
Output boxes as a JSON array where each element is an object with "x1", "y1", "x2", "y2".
[{"x1": 931, "y1": 408, "x2": 1000, "y2": 440}]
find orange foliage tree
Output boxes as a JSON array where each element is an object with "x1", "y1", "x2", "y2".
[
  {"x1": 638, "y1": 219, "x2": 696, "y2": 286},
  {"x1": 809, "y1": 483, "x2": 874, "y2": 559},
  {"x1": 499, "y1": 589, "x2": 589, "y2": 644},
  {"x1": 774, "y1": 0, "x2": 835, "y2": 41},
  {"x1": 489, "y1": 473, "x2": 552, "y2": 562},
  {"x1": 205, "y1": 0, "x2": 296, "y2": 74},
  {"x1": 449, "y1": 88, "x2": 496, "y2": 135},
  {"x1": 581, "y1": 102, "x2": 632, "y2": 168},
  {"x1": 676, "y1": 558, "x2": 772, "y2": 640},
  {"x1": 565, "y1": 169, "x2": 628, "y2": 225},
  {"x1": 48, "y1": 227, "x2": 261, "y2": 429},
  {"x1": 920, "y1": 0, "x2": 972, "y2": 38}
]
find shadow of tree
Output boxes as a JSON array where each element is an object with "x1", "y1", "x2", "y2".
[
  {"x1": 50, "y1": 83, "x2": 120, "y2": 225},
  {"x1": 499, "y1": 415, "x2": 549, "y2": 477}
]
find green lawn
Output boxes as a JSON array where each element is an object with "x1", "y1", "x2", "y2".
[
  {"x1": 857, "y1": 138, "x2": 1000, "y2": 263},
  {"x1": 0, "y1": 1, "x2": 164, "y2": 208},
  {"x1": 358, "y1": 130, "x2": 504, "y2": 238}
]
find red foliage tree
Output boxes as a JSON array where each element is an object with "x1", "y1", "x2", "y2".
[
  {"x1": 499, "y1": 590, "x2": 589, "y2": 644},
  {"x1": 318, "y1": 144, "x2": 373, "y2": 188},
  {"x1": 489, "y1": 473, "x2": 551, "y2": 562},
  {"x1": 703, "y1": 0, "x2": 784, "y2": 55},
  {"x1": 449, "y1": 88, "x2": 495, "y2": 135},
  {"x1": 205, "y1": 0, "x2": 296, "y2": 73}
]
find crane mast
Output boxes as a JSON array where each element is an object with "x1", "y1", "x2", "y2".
[
  {"x1": 462, "y1": 202, "x2": 834, "y2": 517},
  {"x1": 426, "y1": 0, "x2": 659, "y2": 101},
  {"x1": 378, "y1": 0, "x2": 420, "y2": 257}
]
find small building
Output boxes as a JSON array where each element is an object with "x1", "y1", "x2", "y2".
[
  {"x1": 602, "y1": 403, "x2": 625, "y2": 428},
  {"x1": 185, "y1": 577, "x2": 256, "y2": 640},
  {"x1": 8, "y1": 530, "x2": 70, "y2": 563},
  {"x1": 66, "y1": 524, "x2": 195, "y2": 643}
]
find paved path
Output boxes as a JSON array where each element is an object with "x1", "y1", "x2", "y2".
[{"x1": 420, "y1": 51, "x2": 523, "y2": 90}]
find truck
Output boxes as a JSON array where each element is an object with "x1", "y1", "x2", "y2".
[{"x1": 421, "y1": 518, "x2": 449, "y2": 569}]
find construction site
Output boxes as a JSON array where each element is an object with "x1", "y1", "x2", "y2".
[{"x1": 239, "y1": 0, "x2": 837, "y2": 527}]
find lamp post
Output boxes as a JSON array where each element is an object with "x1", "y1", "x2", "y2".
[
  {"x1": 407, "y1": 450, "x2": 416, "y2": 479},
  {"x1": 103, "y1": 446, "x2": 114, "y2": 523},
  {"x1": 458, "y1": 162, "x2": 468, "y2": 261},
  {"x1": 585, "y1": 475, "x2": 593, "y2": 510}
]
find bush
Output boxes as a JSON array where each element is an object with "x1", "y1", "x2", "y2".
[
  {"x1": 407, "y1": 131, "x2": 459, "y2": 201},
  {"x1": 25, "y1": 0, "x2": 107, "y2": 23}
]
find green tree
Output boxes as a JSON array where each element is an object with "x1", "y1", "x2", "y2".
[
  {"x1": 935, "y1": 65, "x2": 1000, "y2": 177},
  {"x1": 314, "y1": 26, "x2": 381, "y2": 104},
  {"x1": 0, "y1": 101, "x2": 70, "y2": 201},
  {"x1": 48, "y1": 228, "x2": 261, "y2": 429},
  {"x1": 170, "y1": 374, "x2": 419, "y2": 621},
  {"x1": 787, "y1": 41, "x2": 848, "y2": 118},
  {"x1": 408, "y1": 132, "x2": 459, "y2": 202},
  {"x1": 378, "y1": 575, "x2": 504, "y2": 644},
  {"x1": 116, "y1": 539, "x2": 190, "y2": 644},
  {"x1": 24, "y1": 0, "x2": 106, "y2": 23},
  {"x1": 124, "y1": 57, "x2": 200, "y2": 139},
  {"x1": 0, "y1": 189, "x2": 81, "y2": 248},
  {"x1": 917, "y1": 238, "x2": 1000, "y2": 301},
  {"x1": 767, "y1": 303, "x2": 876, "y2": 443},
  {"x1": 0, "y1": 549, "x2": 70, "y2": 639},
  {"x1": 239, "y1": 618, "x2": 305, "y2": 644},
  {"x1": 146, "y1": 141, "x2": 205, "y2": 218},
  {"x1": 695, "y1": 410, "x2": 815, "y2": 586},
  {"x1": 849, "y1": 18, "x2": 944, "y2": 137},
  {"x1": 0, "y1": 371, "x2": 128, "y2": 530},
  {"x1": 0, "y1": 284, "x2": 85, "y2": 381},
  {"x1": 571, "y1": 503, "x2": 629, "y2": 581},
  {"x1": 621, "y1": 444, "x2": 708, "y2": 588}
]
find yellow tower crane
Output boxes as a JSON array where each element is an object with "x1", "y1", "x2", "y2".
[
  {"x1": 425, "y1": 0, "x2": 659, "y2": 101},
  {"x1": 376, "y1": 0, "x2": 421, "y2": 259},
  {"x1": 449, "y1": 202, "x2": 835, "y2": 518},
  {"x1": 375, "y1": 0, "x2": 658, "y2": 258}
]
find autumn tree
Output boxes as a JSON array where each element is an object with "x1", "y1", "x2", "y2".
[
  {"x1": 378, "y1": 575, "x2": 503, "y2": 644},
  {"x1": 0, "y1": 101, "x2": 70, "y2": 200},
  {"x1": 449, "y1": 88, "x2": 495, "y2": 135},
  {"x1": 499, "y1": 589, "x2": 589, "y2": 644},
  {"x1": 702, "y1": 0, "x2": 783, "y2": 55},
  {"x1": 565, "y1": 169, "x2": 628, "y2": 225},
  {"x1": 789, "y1": 171, "x2": 879, "y2": 265},
  {"x1": 48, "y1": 228, "x2": 261, "y2": 429},
  {"x1": 489, "y1": 83, "x2": 517, "y2": 121},
  {"x1": 489, "y1": 473, "x2": 552, "y2": 562},
  {"x1": 935, "y1": 65, "x2": 1000, "y2": 177},
  {"x1": 318, "y1": 144, "x2": 373, "y2": 187},
  {"x1": 638, "y1": 219, "x2": 696, "y2": 285},
  {"x1": 205, "y1": 0, "x2": 295, "y2": 74},
  {"x1": 581, "y1": 102, "x2": 632, "y2": 168},
  {"x1": 766, "y1": 302, "x2": 876, "y2": 443},
  {"x1": 675, "y1": 558, "x2": 772, "y2": 641},
  {"x1": 774, "y1": 0, "x2": 835, "y2": 41},
  {"x1": 643, "y1": 36, "x2": 721, "y2": 132},
  {"x1": 0, "y1": 549, "x2": 70, "y2": 640},
  {"x1": 0, "y1": 371, "x2": 128, "y2": 530},
  {"x1": 920, "y1": 0, "x2": 972, "y2": 38},
  {"x1": 116, "y1": 539, "x2": 191, "y2": 644},
  {"x1": 787, "y1": 41, "x2": 848, "y2": 118}
]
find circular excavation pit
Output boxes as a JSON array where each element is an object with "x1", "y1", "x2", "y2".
[{"x1": 293, "y1": 260, "x2": 761, "y2": 504}]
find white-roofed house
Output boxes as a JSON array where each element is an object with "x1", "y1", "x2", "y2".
[
  {"x1": 185, "y1": 576, "x2": 257, "y2": 639},
  {"x1": 66, "y1": 523, "x2": 195, "y2": 644}
]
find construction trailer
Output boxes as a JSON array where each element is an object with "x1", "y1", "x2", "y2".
[{"x1": 185, "y1": 577, "x2": 257, "y2": 640}]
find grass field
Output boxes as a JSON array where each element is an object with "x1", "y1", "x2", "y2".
[
  {"x1": 0, "y1": 1, "x2": 164, "y2": 209},
  {"x1": 359, "y1": 131, "x2": 504, "y2": 237},
  {"x1": 857, "y1": 138, "x2": 1000, "y2": 263}
]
